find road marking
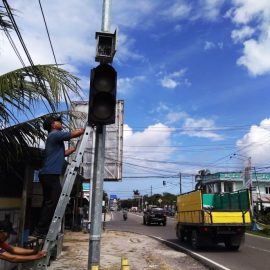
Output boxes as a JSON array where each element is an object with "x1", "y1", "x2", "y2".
[
  {"x1": 150, "y1": 236, "x2": 232, "y2": 270},
  {"x1": 246, "y1": 232, "x2": 270, "y2": 240},
  {"x1": 246, "y1": 245, "x2": 270, "y2": 253}
]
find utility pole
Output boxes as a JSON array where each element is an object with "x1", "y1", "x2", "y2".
[
  {"x1": 151, "y1": 185, "x2": 152, "y2": 197},
  {"x1": 179, "y1": 172, "x2": 182, "y2": 194},
  {"x1": 88, "y1": 125, "x2": 106, "y2": 268},
  {"x1": 88, "y1": 0, "x2": 117, "y2": 269}
]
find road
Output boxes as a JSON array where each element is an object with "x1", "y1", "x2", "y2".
[{"x1": 105, "y1": 211, "x2": 270, "y2": 270}]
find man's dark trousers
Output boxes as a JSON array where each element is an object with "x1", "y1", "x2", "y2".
[{"x1": 36, "y1": 174, "x2": 62, "y2": 234}]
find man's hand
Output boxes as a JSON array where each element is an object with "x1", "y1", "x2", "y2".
[
  {"x1": 37, "y1": 250, "x2": 47, "y2": 259},
  {"x1": 71, "y1": 128, "x2": 85, "y2": 139}
]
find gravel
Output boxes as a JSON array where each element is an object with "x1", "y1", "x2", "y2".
[{"x1": 45, "y1": 230, "x2": 208, "y2": 270}]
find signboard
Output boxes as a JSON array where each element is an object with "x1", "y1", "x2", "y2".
[
  {"x1": 110, "y1": 194, "x2": 117, "y2": 200},
  {"x1": 70, "y1": 100, "x2": 124, "y2": 181}
]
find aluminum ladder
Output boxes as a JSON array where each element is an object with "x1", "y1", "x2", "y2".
[{"x1": 34, "y1": 125, "x2": 92, "y2": 270}]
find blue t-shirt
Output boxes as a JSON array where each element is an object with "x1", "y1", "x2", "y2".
[{"x1": 39, "y1": 130, "x2": 71, "y2": 175}]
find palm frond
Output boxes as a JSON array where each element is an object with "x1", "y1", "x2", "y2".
[
  {"x1": 0, "y1": 6, "x2": 13, "y2": 30},
  {"x1": 0, "y1": 110, "x2": 87, "y2": 170},
  {"x1": 0, "y1": 64, "x2": 81, "y2": 126}
]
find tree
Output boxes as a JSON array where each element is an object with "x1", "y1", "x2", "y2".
[
  {"x1": 0, "y1": 64, "x2": 81, "y2": 169},
  {"x1": 0, "y1": 7, "x2": 12, "y2": 30},
  {"x1": 0, "y1": 6, "x2": 82, "y2": 170},
  {"x1": 133, "y1": 189, "x2": 140, "y2": 196},
  {"x1": 195, "y1": 169, "x2": 211, "y2": 190}
]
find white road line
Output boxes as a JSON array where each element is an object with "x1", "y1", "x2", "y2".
[
  {"x1": 150, "y1": 236, "x2": 232, "y2": 270},
  {"x1": 246, "y1": 232, "x2": 270, "y2": 240},
  {"x1": 246, "y1": 245, "x2": 270, "y2": 253}
]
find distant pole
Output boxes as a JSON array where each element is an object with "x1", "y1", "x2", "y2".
[
  {"x1": 151, "y1": 185, "x2": 152, "y2": 197},
  {"x1": 179, "y1": 172, "x2": 182, "y2": 194}
]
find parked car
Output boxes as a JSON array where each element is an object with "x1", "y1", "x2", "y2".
[{"x1": 143, "y1": 207, "x2": 167, "y2": 226}]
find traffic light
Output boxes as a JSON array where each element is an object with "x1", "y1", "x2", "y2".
[
  {"x1": 163, "y1": 181, "x2": 166, "y2": 186},
  {"x1": 88, "y1": 64, "x2": 117, "y2": 125}
]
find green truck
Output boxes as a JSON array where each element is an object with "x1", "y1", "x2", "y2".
[{"x1": 176, "y1": 189, "x2": 252, "y2": 250}]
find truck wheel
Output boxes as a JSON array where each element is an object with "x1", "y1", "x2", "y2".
[
  {"x1": 191, "y1": 230, "x2": 200, "y2": 250},
  {"x1": 224, "y1": 236, "x2": 241, "y2": 251},
  {"x1": 163, "y1": 222, "x2": 166, "y2": 226},
  {"x1": 176, "y1": 225, "x2": 184, "y2": 242}
]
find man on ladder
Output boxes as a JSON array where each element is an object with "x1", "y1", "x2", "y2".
[{"x1": 32, "y1": 115, "x2": 85, "y2": 238}]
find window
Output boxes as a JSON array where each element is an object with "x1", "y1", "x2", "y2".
[{"x1": 265, "y1": 187, "x2": 270, "y2": 194}]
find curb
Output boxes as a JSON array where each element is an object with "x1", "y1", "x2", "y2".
[{"x1": 148, "y1": 235, "x2": 231, "y2": 270}]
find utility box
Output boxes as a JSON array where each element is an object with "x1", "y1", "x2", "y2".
[{"x1": 95, "y1": 30, "x2": 117, "y2": 63}]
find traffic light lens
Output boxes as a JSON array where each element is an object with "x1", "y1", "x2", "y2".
[
  {"x1": 93, "y1": 77, "x2": 113, "y2": 92},
  {"x1": 93, "y1": 93, "x2": 115, "y2": 120}
]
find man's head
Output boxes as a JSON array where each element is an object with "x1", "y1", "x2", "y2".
[
  {"x1": 43, "y1": 115, "x2": 63, "y2": 132},
  {"x1": 0, "y1": 222, "x2": 12, "y2": 243}
]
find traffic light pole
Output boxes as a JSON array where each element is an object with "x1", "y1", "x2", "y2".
[{"x1": 88, "y1": 125, "x2": 106, "y2": 269}]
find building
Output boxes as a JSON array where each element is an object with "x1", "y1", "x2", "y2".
[{"x1": 196, "y1": 171, "x2": 270, "y2": 207}]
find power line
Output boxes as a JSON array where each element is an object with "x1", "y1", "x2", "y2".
[
  {"x1": 3, "y1": 0, "x2": 55, "y2": 112},
  {"x1": 38, "y1": 0, "x2": 58, "y2": 66}
]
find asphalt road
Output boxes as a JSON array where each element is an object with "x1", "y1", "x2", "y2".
[{"x1": 105, "y1": 211, "x2": 270, "y2": 270}]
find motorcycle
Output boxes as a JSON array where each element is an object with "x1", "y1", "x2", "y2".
[{"x1": 123, "y1": 212, "x2": 128, "y2": 221}]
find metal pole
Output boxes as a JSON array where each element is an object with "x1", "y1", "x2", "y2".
[
  {"x1": 88, "y1": 129, "x2": 96, "y2": 226},
  {"x1": 88, "y1": 125, "x2": 106, "y2": 268},
  {"x1": 101, "y1": 0, "x2": 111, "y2": 32},
  {"x1": 179, "y1": 172, "x2": 182, "y2": 194}
]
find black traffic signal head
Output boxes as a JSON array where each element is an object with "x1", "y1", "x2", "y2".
[{"x1": 88, "y1": 64, "x2": 117, "y2": 125}]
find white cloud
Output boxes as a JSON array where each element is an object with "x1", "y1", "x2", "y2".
[
  {"x1": 204, "y1": 41, "x2": 215, "y2": 50},
  {"x1": 161, "y1": 2, "x2": 192, "y2": 19},
  {"x1": 196, "y1": 0, "x2": 226, "y2": 21},
  {"x1": 166, "y1": 112, "x2": 188, "y2": 124},
  {"x1": 159, "y1": 69, "x2": 190, "y2": 89},
  {"x1": 231, "y1": 26, "x2": 255, "y2": 43},
  {"x1": 204, "y1": 40, "x2": 223, "y2": 51},
  {"x1": 123, "y1": 123, "x2": 177, "y2": 173},
  {"x1": 161, "y1": 78, "x2": 178, "y2": 89},
  {"x1": 181, "y1": 117, "x2": 223, "y2": 140},
  {"x1": 237, "y1": 31, "x2": 270, "y2": 76},
  {"x1": 228, "y1": 0, "x2": 270, "y2": 76},
  {"x1": 117, "y1": 76, "x2": 145, "y2": 95},
  {"x1": 236, "y1": 118, "x2": 270, "y2": 164}
]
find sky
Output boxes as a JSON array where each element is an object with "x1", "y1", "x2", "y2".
[{"x1": 1, "y1": 0, "x2": 270, "y2": 199}]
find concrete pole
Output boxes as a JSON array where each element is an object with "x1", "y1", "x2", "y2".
[{"x1": 88, "y1": 125, "x2": 106, "y2": 268}]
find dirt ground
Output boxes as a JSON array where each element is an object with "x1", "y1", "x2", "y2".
[{"x1": 45, "y1": 230, "x2": 208, "y2": 270}]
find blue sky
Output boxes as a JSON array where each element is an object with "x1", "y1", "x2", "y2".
[{"x1": 1, "y1": 0, "x2": 270, "y2": 198}]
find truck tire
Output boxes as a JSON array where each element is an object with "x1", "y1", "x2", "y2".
[
  {"x1": 224, "y1": 236, "x2": 241, "y2": 251},
  {"x1": 163, "y1": 221, "x2": 166, "y2": 226},
  {"x1": 191, "y1": 230, "x2": 201, "y2": 250},
  {"x1": 176, "y1": 224, "x2": 184, "y2": 242}
]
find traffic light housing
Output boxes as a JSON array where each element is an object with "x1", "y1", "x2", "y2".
[
  {"x1": 163, "y1": 181, "x2": 166, "y2": 186},
  {"x1": 88, "y1": 64, "x2": 117, "y2": 125}
]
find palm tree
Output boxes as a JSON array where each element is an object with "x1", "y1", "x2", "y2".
[
  {"x1": 0, "y1": 6, "x2": 12, "y2": 30},
  {"x1": 0, "y1": 6, "x2": 84, "y2": 170},
  {"x1": 0, "y1": 64, "x2": 82, "y2": 169}
]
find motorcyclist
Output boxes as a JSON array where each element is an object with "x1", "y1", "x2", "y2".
[{"x1": 123, "y1": 209, "x2": 128, "y2": 220}]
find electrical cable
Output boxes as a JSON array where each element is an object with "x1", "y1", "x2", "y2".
[{"x1": 38, "y1": 0, "x2": 58, "y2": 66}]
